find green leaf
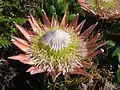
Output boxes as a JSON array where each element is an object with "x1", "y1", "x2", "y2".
[
  {"x1": 118, "y1": 54, "x2": 120, "y2": 64},
  {"x1": 107, "y1": 40, "x2": 116, "y2": 47},
  {"x1": 112, "y1": 47, "x2": 120, "y2": 57},
  {"x1": 50, "y1": 5, "x2": 56, "y2": 14},
  {"x1": 57, "y1": 0, "x2": 64, "y2": 4},
  {"x1": 118, "y1": 64, "x2": 120, "y2": 69},
  {"x1": 0, "y1": 37, "x2": 11, "y2": 48},
  {"x1": 55, "y1": 1, "x2": 68, "y2": 15},
  {"x1": 0, "y1": 16, "x2": 26, "y2": 24},
  {"x1": 68, "y1": 14, "x2": 77, "y2": 21},
  {"x1": 117, "y1": 68, "x2": 120, "y2": 83}
]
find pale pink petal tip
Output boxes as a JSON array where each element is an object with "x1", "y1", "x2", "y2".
[
  {"x1": 11, "y1": 38, "x2": 30, "y2": 52},
  {"x1": 8, "y1": 54, "x2": 32, "y2": 65},
  {"x1": 8, "y1": 54, "x2": 28, "y2": 60},
  {"x1": 14, "y1": 23, "x2": 32, "y2": 40},
  {"x1": 51, "y1": 13, "x2": 57, "y2": 27},
  {"x1": 41, "y1": 9, "x2": 51, "y2": 27},
  {"x1": 27, "y1": 66, "x2": 42, "y2": 75},
  {"x1": 28, "y1": 18, "x2": 38, "y2": 33},
  {"x1": 12, "y1": 36, "x2": 30, "y2": 46},
  {"x1": 21, "y1": 59, "x2": 32, "y2": 65},
  {"x1": 60, "y1": 8, "x2": 68, "y2": 27},
  {"x1": 29, "y1": 14, "x2": 41, "y2": 33}
]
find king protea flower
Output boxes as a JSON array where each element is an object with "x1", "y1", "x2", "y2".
[
  {"x1": 8, "y1": 9, "x2": 106, "y2": 82},
  {"x1": 78, "y1": 0, "x2": 120, "y2": 20}
]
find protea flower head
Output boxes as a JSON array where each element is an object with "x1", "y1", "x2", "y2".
[
  {"x1": 8, "y1": 9, "x2": 106, "y2": 82},
  {"x1": 78, "y1": 0, "x2": 120, "y2": 20}
]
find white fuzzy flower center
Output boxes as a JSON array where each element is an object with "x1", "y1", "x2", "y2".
[{"x1": 41, "y1": 30, "x2": 71, "y2": 51}]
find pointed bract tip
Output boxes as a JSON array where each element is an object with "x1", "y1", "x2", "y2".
[
  {"x1": 8, "y1": 56, "x2": 13, "y2": 59},
  {"x1": 26, "y1": 66, "x2": 41, "y2": 75},
  {"x1": 77, "y1": 13, "x2": 79, "y2": 16},
  {"x1": 14, "y1": 22, "x2": 19, "y2": 26},
  {"x1": 60, "y1": 8, "x2": 68, "y2": 27},
  {"x1": 11, "y1": 38, "x2": 15, "y2": 42},
  {"x1": 41, "y1": 9, "x2": 45, "y2": 12},
  {"x1": 11, "y1": 36, "x2": 15, "y2": 38},
  {"x1": 95, "y1": 22, "x2": 98, "y2": 25},
  {"x1": 41, "y1": 9, "x2": 51, "y2": 27},
  {"x1": 30, "y1": 13, "x2": 32, "y2": 17},
  {"x1": 13, "y1": 21, "x2": 16, "y2": 24},
  {"x1": 52, "y1": 13, "x2": 57, "y2": 18},
  {"x1": 83, "y1": 19, "x2": 86, "y2": 22},
  {"x1": 30, "y1": 13, "x2": 35, "y2": 19},
  {"x1": 101, "y1": 48, "x2": 104, "y2": 53},
  {"x1": 53, "y1": 13, "x2": 56, "y2": 15},
  {"x1": 80, "y1": 19, "x2": 86, "y2": 24}
]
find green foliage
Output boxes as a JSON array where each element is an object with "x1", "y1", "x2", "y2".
[
  {"x1": 35, "y1": 0, "x2": 85, "y2": 22},
  {"x1": 49, "y1": 5, "x2": 56, "y2": 14},
  {"x1": 68, "y1": 14, "x2": 77, "y2": 21},
  {"x1": 0, "y1": 0, "x2": 26, "y2": 54},
  {"x1": 112, "y1": 47, "x2": 120, "y2": 57},
  {"x1": 117, "y1": 65, "x2": 120, "y2": 83},
  {"x1": 35, "y1": 0, "x2": 69, "y2": 20},
  {"x1": 0, "y1": 37, "x2": 11, "y2": 48},
  {"x1": 68, "y1": 0, "x2": 85, "y2": 17},
  {"x1": 0, "y1": 16, "x2": 26, "y2": 24},
  {"x1": 107, "y1": 40, "x2": 116, "y2": 48},
  {"x1": 0, "y1": 16, "x2": 26, "y2": 49},
  {"x1": 98, "y1": 20, "x2": 120, "y2": 84},
  {"x1": 112, "y1": 47, "x2": 120, "y2": 83},
  {"x1": 47, "y1": 0, "x2": 68, "y2": 15}
]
